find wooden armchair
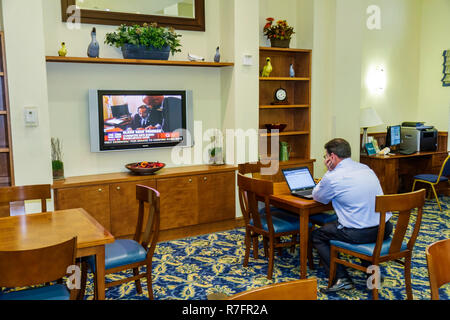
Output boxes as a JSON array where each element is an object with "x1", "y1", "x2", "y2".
[
  {"x1": 0, "y1": 237, "x2": 78, "y2": 300},
  {"x1": 0, "y1": 184, "x2": 51, "y2": 217},
  {"x1": 426, "y1": 238, "x2": 450, "y2": 300},
  {"x1": 82, "y1": 184, "x2": 160, "y2": 299},
  {"x1": 228, "y1": 278, "x2": 317, "y2": 300},
  {"x1": 328, "y1": 189, "x2": 426, "y2": 300},
  {"x1": 238, "y1": 173, "x2": 313, "y2": 279}
]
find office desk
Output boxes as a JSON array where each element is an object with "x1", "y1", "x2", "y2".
[
  {"x1": 269, "y1": 182, "x2": 333, "y2": 279},
  {"x1": 360, "y1": 151, "x2": 448, "y2": 194},
  {"x1": 0, "y1": 208, "x2": 114, "y2": 300}
]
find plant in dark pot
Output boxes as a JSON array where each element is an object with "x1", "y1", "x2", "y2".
[
  {"x1": 105, "y1": 23, "x2": 182, "y2": 60},
  {"x1": 263, "y1": 18, "x2": 295, "y2": 48},
  {"x1": 51, "y1": 137, "x2": 64, "y2": 180}
]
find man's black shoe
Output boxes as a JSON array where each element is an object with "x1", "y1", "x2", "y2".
[{"x1": 320, "y1": 278, "x2": 354, "y2": 293}]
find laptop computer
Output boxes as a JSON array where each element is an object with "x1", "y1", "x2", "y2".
[{"x1": 282, "y1": 166, "x2": 316, "y2": 199}]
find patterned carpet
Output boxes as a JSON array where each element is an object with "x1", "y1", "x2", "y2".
[
  {"x1": 3, "y1": 197, "x2": 449, "y2": 300},
  {"x1": 78, "y1": 196, "x2": 450, "y2": 300}
]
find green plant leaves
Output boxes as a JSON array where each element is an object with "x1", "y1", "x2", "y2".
[{"x1": 105, "y1": 24, "x2": 182, "y2": 55}]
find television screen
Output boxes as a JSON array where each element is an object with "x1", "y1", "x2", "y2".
[{"x1": 89, "y1": 90, "x2": 193, "y2": 152}]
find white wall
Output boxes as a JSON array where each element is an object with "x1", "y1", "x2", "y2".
[
  {"x1": 417, "y1": 0, "x2": 450, "y2": 131},
  {"x1": 2, "y1": 0, "x2": 53, "y2": 185}
]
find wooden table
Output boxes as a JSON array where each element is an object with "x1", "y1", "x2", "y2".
[
  {"x1": 269, "y1": 182, "x2": 333, "y2": 279},
  {"x1": 360, "y1": 151, "x2": 448, "y2": 194},
  {"x1": 0, "y1": 208, "x2": 114, "y2": 299}
]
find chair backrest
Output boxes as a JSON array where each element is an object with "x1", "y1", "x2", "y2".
[
  {"x1": 237, "y1": 173, "x2": 274, "y2": 231},
  {"x1": 134, "y1": 185, "x2": 160, "y2": 258},
  {"x1": 0, "y1": 237, "x2": 77, "y2": 288},
  {"x1": 438, "y1": 155, "x2": 450, "y2": 178},
  {"x1": 373, "y1": 189, "x2": 426, "y2": 258},
  {"x1": 426, "y1": 239, "x2": 450, "y2": 300},
  {"x1": 0, "y1": 184, "x2": 51, "y2": 217},
  {"x1": 238, "y1": 162, "x2": 280, "y2": 180},
  {"x1": 227, "y1": 278, "x2": 317, "y2": 300}
]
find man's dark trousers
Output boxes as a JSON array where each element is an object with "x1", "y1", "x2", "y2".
[{"x1": 311, "y1": 220, "x2": 393, "y2": 280}]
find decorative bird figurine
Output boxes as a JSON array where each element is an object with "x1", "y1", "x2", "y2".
[
  {"x1": 58, "y1": 42, "x2": 67, "y2": 57},
  {"x1": 214, "y1": 46, "x2": 220, "y2": 63},
  {"x1": 87, "y1": 27, "x2": 99, "y2": 58},
  {"x1": 289, "y1": 63, "x2": 295, "y2": 77},
  {"x1": 261, "y1": 57, "x2": 272, "y2": 77}
]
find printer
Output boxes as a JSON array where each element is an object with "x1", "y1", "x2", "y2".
[{"x1": 399, "y1": 122, "x2": 438, "y2": 154}]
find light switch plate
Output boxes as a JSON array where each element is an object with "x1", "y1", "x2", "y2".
[
  {"x1": 243, "y1": 54, "x2": 253, "y2": 66},
  {"x1": 24, "y1": 106, "x2": 39, "y2": 126}
]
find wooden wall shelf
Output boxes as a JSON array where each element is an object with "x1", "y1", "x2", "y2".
[
  {"x1": 260, "y1": 131, "x2": 309, "y2": 137},
  {"x1": 46, "y1": 56, "x2": 234, "y2": 68},
  {"x1": 259, "y1": 77, "x2": 310, "y2": 81},
  {"x1": 259, "y1": 104, "x2": 310, "y2": 109}
]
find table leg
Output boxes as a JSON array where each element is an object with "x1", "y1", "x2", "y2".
[
  {"x1": 95, "y1": 246, "x2": 106, "y2": 300},
  {"x1": 299, "y1": 210, "x2": 309, "y2": 279}
]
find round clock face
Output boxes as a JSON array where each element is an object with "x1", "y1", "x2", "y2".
[{"x1": 275, "y1": 88, "x2": 287, "y2": 101}]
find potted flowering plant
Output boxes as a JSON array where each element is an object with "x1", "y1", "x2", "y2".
[
  {"x1": 263, "y1": 17, "x2": 295, "y2": 48},
  {"x1": 105, "y1": 23, "x2": 182, "y2": 60}
]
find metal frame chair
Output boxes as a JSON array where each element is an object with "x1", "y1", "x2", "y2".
[{"x1": 412, "y1": 155, "x2": 450, "y2": 211}]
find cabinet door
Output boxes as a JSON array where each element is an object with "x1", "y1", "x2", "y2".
[
  {"x1": 55, "y1": 185, "x2": 111, "y2": 230},
  {"x1": 197, "y1": 172, "x2": 235, "y2": 224},
  {"x1": 157, "y1": 176, "x2": 198, "y2": 230},
  {"x1": 109, "y1": 180, "x2": 156, "y2": 238}
]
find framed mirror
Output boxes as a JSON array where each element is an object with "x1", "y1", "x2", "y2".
[{"x1": 61, "y1": 0, "x2": 205, "y2": 31}]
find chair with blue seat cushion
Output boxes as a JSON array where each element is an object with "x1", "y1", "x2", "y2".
[
  {"x1": 238, "y1": 173, "x2": 312, "y2": 280},
  {"x1": 0, "y1": 237, "x2": 78, "y2": 300},
  {"x1": 82, "y1": 185, "x2": 160, "y2": 300},
  {"x1": 412, "y1": 155, "x2": 450, "y2": 211},
  {"x1": 328, "y1": 189, "x2": 426, "y2": 300}
]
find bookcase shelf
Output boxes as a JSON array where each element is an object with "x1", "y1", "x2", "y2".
[{"x1": 259, "y1": 47, "x2": 312, "y2": 161}]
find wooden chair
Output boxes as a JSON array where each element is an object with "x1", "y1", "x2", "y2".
[
  {"x1": 0, "y1": 237, "x2": 78, "y2": 300},
  {"x1": 412, "y1": 155, "x2": 450, "y2": 211},
  {"x1": 238, "y1": 173, "x2": 313, "y2": 279},
  {"x1": 328, "y1": 189, "x2": 426, "y2": 300},
  {"x1": 227, "y1": 278, "x2": 317, "y2": 300},
  {"x1": 426, "y1": 238, "x2": 450, "y2": 300},
  {"x1": 82, "y1": 184, "x2": 160, "y2": 299},
  {"x1": 0, "y1": 184, "x2": 51, "y2": 217}
]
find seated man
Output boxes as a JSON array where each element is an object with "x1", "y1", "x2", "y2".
[
  {"x1": 311, "y1": 138, "x2": 393, "y2": 293},
  {"x1": 131, "y1": 105, "x2": 162, "y2": 130}
]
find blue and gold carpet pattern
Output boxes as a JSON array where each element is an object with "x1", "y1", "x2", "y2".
[
  {"x1": 3, "y1": 197, "x2": 449, "y2": 300},
  {"x1": 77, "y1": 196, "x2": 450, "y2": 300}
]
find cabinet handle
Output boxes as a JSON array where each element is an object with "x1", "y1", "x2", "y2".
[
  {"x1": 116, "y1": 186, "x2": 121, "y2": 190},
  {"x1": 98, "y1": 188, "x2": 102, "y2": 192},
  {"x1": 188, "y1": 178, "x2": 192, "y2": 183},
  {"x1": 203, "y1": 176, "x2": 208, "y2": 181}
]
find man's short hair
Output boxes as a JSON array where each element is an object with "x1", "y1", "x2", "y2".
[
  {"x1": 324, "y1": 138, "x2": 351, "y2": 159},
  {"x1": 138, "y1": 105, "x2": 148, "y2": 111}
]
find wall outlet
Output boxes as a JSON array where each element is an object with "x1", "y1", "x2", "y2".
[{"x1": 24, "y1": 106, "x2": 39, "y2": 126}]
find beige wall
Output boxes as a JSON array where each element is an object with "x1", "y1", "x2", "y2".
[{"x1": 417, "y1": 0, "x2": 450, "y2": 131}]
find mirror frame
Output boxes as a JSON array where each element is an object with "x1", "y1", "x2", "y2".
[{"x1": 61, "y1": 0, "x2": 205, "y2": 31}]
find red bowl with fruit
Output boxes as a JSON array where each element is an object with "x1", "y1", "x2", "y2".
[{"x1": 125, "y1": 161, "x2": 165, "y2": 175}]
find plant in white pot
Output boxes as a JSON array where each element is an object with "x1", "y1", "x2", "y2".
[{"x1": 105, "y1": 23, "x2": 182, "y2": 60}]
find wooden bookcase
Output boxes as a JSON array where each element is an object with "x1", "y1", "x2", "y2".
[
  {"x1": 0, "y1": 32, "x2": 13, "y2": 187},
  {"x1": 259, "y1": 47, "x2": 312, "y2": 165}
]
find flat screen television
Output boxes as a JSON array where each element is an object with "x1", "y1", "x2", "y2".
[{"x1": 89, "y1": 89, "x2": 193, "y2": 152}]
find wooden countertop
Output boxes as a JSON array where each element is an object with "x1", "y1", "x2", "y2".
[{"x1": 52, "y1": 164, "x2": 237, "y2": 189}]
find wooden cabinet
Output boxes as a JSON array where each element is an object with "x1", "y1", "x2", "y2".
[
  {"x1": 55, "y1": 184, "x2": 111, "y2": 230},
  {"x1": 259, "y1": 47, "x2": 312, "y2": 161},
  {"x1": 0, "y1": 32, "x2": 13, "y2": 187},
  {"x1": 157, "y1": 175, "x2": 199, "y2": 230},
  {"x1": 197, "y1": 172, "x2": 235, "y2": 224},
  {"x1": 110, "y1": 180, "x2": 156, "y2": 237},
  {"x1": 53, "y1": 165, "x2": 237, "y2": 238}
]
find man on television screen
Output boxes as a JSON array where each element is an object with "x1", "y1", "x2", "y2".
[
  {"x1": 143, "y1": 95, "x2": 182, "y2": 133},
  {"x1": 131, "y1": 105, "x2": 162, "y2": 130}
]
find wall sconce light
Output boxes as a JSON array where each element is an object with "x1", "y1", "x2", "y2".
[{"x1": 367, "y1": 65, "x2": 386, "y2": 94}]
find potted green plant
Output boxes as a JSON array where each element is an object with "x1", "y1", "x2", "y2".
[
  {"x1": 105, "y1": 23, "x2": 182, "y2": 60},
  {"x1": 263, "y1": 18, "x2": 295, "y2": 48},
  {"x1": 51, "y1": 137, "x2": 64, "y2": 180}
]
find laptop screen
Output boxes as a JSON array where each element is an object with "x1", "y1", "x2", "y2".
[{"x1": 282, "y1": 167, "x2": 316, "y2": 192}]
